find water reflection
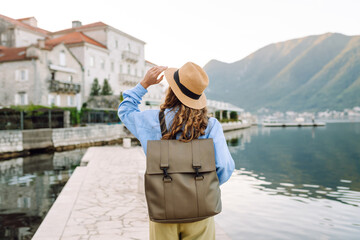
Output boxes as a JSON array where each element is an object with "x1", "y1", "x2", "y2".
[
  {"x1": 220, "y1": 123, "x2": 360, "y2": 239},
  {"x1": 224, "y1": 126, "x2": 263, "y2": 151},
  {"x1": 0, "y1": 149, "x2": 86, "y2": 240}
]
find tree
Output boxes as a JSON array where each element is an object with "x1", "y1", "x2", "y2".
[
  {"x1": 90, "y1": 78, "x2": 101, "y2": 96},
  {"x1": 101, "y1": 78, "x2": 113, "y2": 95},
  {"x1": 230, "y1": 111, "x2": 238, "y2": 121},
  {"x1": 119, "y1": 91, "x2": 124, "y2": 102},
  {"x1": 215, "y1": 111, "x2": 220, "y2": 120},
  {"x1": 222, "y1": 110, "x2": 228, "y2": 119}
]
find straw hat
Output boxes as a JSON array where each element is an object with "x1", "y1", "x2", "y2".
[{"x1": 164, "y1": 62, "x2": 209, "y2": 109}]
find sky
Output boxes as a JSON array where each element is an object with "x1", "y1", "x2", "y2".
[{"x1": 2, "y1": 0, "x2": 360, "y2": 68}]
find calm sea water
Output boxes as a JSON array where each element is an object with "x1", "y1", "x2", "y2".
[
  {"x1": 218, "y1": 122, "x2": 360, "y2": 240},
  {"x1": 0, "y1": 149, "x2": 86, "y2": 239}
]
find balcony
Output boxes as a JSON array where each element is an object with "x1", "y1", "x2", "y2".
[
  {"x1": 118, "y1": 73, "x2": 141, "y2": 87},
  {"x1": 49, "y1": 79, "x2": 81, "y2": 94},
  {"x1": 122, "y1": 50, "x2": 139, "y2": 63}
]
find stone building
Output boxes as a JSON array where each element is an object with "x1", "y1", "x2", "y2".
[
  {"x1": 51, "y1": 21, "x2": 146, "y2": 100},
  {"x1": 0, "y1": 42, "x2": 83, "y2": 107},
  {"x1": 0, "y1": 14, "x2": 162, "y2": 107},
  {"x1": 0, "y1": 15, "x2": 49, "y2": 47}
]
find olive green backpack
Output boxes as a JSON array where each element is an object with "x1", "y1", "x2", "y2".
[{"x1": 144, "y1": 110, "x2": 222, "y2": 223}]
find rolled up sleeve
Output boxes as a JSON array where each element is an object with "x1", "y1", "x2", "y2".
[{"x1": 118, "y1": 83, "x2": 148, "y2": 139}]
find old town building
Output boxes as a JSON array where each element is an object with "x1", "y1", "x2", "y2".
[{"x1": 0, "y1": 42, "x2": 83, "y2": 107}]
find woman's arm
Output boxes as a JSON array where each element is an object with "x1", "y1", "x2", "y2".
[
  {"x1": 208, "y1": 119, "x2": 235, "y2": 185},
  {"x1": 118, "y1": 84, "x2": 148, "y2": 139},
  {"x1": 118, "y1": 66, "x2": 167, "y2": 138}
]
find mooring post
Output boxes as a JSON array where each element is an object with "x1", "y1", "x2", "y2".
[
  {"x1": 20, "y1": 111, "x2": 24, "y2": 130},
  {"x1": 48, "y1": 110, "x2": 52, "y2": 128}
]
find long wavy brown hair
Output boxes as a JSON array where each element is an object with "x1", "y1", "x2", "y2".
[{"x1": 160, "y1": 87, "x2": 208, "y2": 142}]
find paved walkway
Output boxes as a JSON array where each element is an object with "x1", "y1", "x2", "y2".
[{"x1": 33, "y1": 146, "x2": 231, "y2": 240}]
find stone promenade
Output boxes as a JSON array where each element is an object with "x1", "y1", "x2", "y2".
[{"x1": 33, "y1": 146, "x2": 231, "y2": 240}]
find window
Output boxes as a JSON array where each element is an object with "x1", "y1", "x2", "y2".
[
  {"x1": 67, "y1": 95, "x2": 74, "y2": 106},
  {"x1": 19, "y1": 93, "x2": 26, "y2": 105},
  {"x1": 127, "y1": 64, "x2": 131, "y2": 74},
  {"x1": 16, "y1": 92, "x2": 28, "y2": 105},
  {"x1": 100, "y1": 59, "x2": 105, "y2": 69},
  {"x1": 111, "y1": 62, "x2": 114, "y2": 72},
  {"x1": 16, "y1": 69, "x2": 28, "y2": 81},
  {"x1": 1, "y1": 33, "x2": 7, "y2": 45},
  {"x1": 17, "y1": 197, "x2": 31, "y2": 208},
  {"x1": 59, "y1": 50, "x2": 66, "y2": 66},
  {"x1": 128, "y1": 43, "x2": 131, "y2": 51},
  {"x1": 90, "y1": 56, "x2": 95, "y2": 67},
  {"x1": 68, "y1": 75, "x2": 73, "y2": 82},
  {"x1": 119, "y1": 64, "x2": 123, "y2": 74},
  {"x1": 48, "y1": 94, "x2": 56, "y2": 106},
  {"x1": 115, "y1": 40, "x2": 118, "y2": 49},
  {"x1": 56, "y1": 95, "x2": 61, "y2": 106},
  {"x1": 20, "y1": 69, "x2": 28, "y2": 81}
]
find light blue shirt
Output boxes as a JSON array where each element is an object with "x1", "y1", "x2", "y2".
[{"x1": 118, "y1": 83, "x2": 235, "y2": 185}]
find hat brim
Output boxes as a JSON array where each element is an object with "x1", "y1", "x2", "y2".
[{"x1": 164, "y1": 68, "x2": 207, "y2": 110}]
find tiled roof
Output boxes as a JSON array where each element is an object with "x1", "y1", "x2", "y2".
[
  {"x1": 0, "y1": 14, "x2": 50, "y2": 35},
  {"x1": 45, "y1": 32, "x2": 107, "y2": 49},
  {"x1": 0, "y1": 47, "x2": 35, "y2": 63},
  {"x1": 52, "y1": 22, "x2": 107, "y2": 35},
  {"x1": 52, "y1": 21, "x2": 146, "y2": 44},
  {"x1": 16, "y1": 17, "x2": 35, "y2": 21}
]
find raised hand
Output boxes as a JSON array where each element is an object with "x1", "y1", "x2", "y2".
[{"x1": 140, "y1": 66, "x2": 168, "y2": 89}]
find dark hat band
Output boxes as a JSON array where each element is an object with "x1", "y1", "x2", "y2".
[{"x1": 173, "y1": 70, "x2": 201, "y2": 100}]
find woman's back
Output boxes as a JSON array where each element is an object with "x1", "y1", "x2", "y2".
[{"x1": 118, "y1": 62, "x2": 234, "y2": 239}]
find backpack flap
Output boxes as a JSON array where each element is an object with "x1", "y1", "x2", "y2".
[{"x1": 146, "y1": 139, "x2": 216, "y2": 174}]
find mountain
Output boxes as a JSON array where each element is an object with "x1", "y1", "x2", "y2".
[{"x1": 203, "y1": 33, "x2": 360, "y2": 112}]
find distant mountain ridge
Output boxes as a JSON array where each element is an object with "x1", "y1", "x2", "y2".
[{"x1": 204, "y1": 33, "x2": 360, "y2": 112}]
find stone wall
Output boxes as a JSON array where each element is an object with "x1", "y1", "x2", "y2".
[
  {"x1": 22, "y1": 129, "x2": 53, "y2": 150},
  {"x1": 52, "y1": 124, "x2": 125, "y2": 148},
  {"x1": 0, "y1": 130, "x2": 23, "y2": 153},
  {"x1": 221, "y1": 122, "x2": 252, "y2": 132},
  {"x1": 0, "y1": 124, "x2": 126, "y2": 157}
]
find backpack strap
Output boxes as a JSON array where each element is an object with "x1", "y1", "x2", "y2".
[{"x1": 159, "y1": 110, "x2": 168, "y2": 137}]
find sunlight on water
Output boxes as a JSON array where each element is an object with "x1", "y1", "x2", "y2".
[{"x1": 217, "y1": 170, "x2": 360, "y2": 240}]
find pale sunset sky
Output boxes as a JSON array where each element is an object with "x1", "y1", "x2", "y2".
[{"x1": 2, "y1": 0, "x2": 360, "y2": 68}]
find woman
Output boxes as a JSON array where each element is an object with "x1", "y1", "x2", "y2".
[{"x1": 118, "y1": 62, "x2": 235, "y2": 240}]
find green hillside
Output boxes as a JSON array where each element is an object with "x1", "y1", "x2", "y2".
[{"x1": 204, "y1": 33, "x2": 360, "y2": 112}]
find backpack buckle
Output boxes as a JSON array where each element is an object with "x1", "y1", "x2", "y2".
[
  {"x1": 193, "y1": 166, "x2": 204, "y2": 180},
  {"x1": 161, "y1": 167, "x2": 172, "y2": 182}
]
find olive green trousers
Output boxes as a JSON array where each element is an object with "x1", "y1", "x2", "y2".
[{"x1": 149, "y1": 217, "x2": 215, "y2": 240}]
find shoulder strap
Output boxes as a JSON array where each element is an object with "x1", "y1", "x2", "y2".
[{"x1": 159, "y1": 110, "x2": 168, "y2": 137}]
